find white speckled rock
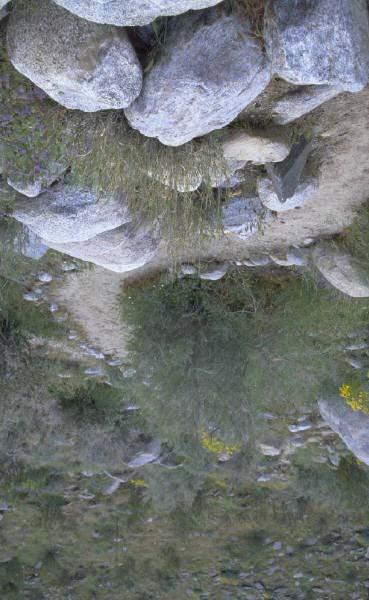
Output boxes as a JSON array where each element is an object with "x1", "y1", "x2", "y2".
[
  {"x1": 125, "y1": 7, "x2": 271, "y2": 146},
  {"x1": 13, "y1": 184, "x2": 131, "y2": 244},
  {"x1": 7, "y1": 0, "x2": 142, "y2": 111},
  {"x1": 53, "y1": 0, "x2": 223, "y2": 26},
  {"x1": 264, "y1": 0, "x2": 369, "y2": 92},
  {"x1": 45, "y1": 222, "x2": 160, "y2": 273},
  {"x1": 257, "y1": 176, "x2": 318, "y2": 212},
  {"x1": 314, "y1": 247, "x2": 369, "y2": 298},
  {"x1": 319, "y1": 397, "x2": 369, "y2": 466},
  {"x1": 222, "y1": 129, "x2": 290, "y2": 165}
]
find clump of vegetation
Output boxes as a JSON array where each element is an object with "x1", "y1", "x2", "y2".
[
  {"x1": 343, "y1": 202, "x2": 369, "y2": 277},
  {"x1": 121, "y1": 268, "x2": 369, "y2": 456},
  {"x1": 0, "y1": 32, "x2": 76, "y2": 196},
  {"x1": 52, "y1": 380, "x2": 123, "y2": 423},
  {"x1": 70, "y1": 111, "x2": 228, "y2": 254}
]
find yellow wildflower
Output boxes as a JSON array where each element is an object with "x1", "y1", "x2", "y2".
[
  {"x1": 129, "y1": 478, "x2": 148, "y2": 488},
  {"x1": 200, "y1": 430, "x2": 241, "y2": 457},
  {"x1": 339, "y1": 382, "x2": 369, "y2": 414}
]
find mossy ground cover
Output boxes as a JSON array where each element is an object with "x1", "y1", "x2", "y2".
[{"x1": 1, "y1": 267, "x2": 369, "y2": 597}]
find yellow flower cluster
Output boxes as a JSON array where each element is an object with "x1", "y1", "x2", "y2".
[
  {"x1": 129, "y1": 478, "x2": 148, "y2": 488},
  {"x1": 200, "y1": 430, "x2": 241, "y2": 457},
  {"x1": 339, "y1": 383, "x2": 369, "y2": 414}
]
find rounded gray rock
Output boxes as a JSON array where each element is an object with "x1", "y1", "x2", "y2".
[
  {"x1": 45, "y1": 222, "x2": 160, "y2": 273},
  {"x1": 125, "y1": 7, "x2": 271, "y2": 146},
  {"x1": 7, "y1": 0, "x2": 142, "y2": 112},
  {"x1": 52, "y1": 0, "x2": 223, "y2": 26},
  {"x1": 13, "y1": 184, "x2": 131, "y2": 244}
]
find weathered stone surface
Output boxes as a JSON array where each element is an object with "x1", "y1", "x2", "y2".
[
  {"x1": 13, "y1": 184, "x2": 130, "y2": 244},
  {"x1": 7, "y1": 0, "x2": 142, "y2": 112},
  {"x1": 0, "y1": 1, "x2": 8, "y2": 20},
  {"x1": 264, "y1": 0, "x2": 369, "y2": 92},
  {"x1": 257, "y1": 176, "x2": 318, "y2": 212},
  {"x1": 314, "y1": 247, "x2": 369, "y2": 298},
  {"x1": 53, "y1": 0, "x2": 223, "y2": 26},
  {"x1": 222, "y1": 197, "x2": 267, "y2": 239},
  {"x1": 222, "y1": 129, "x2": 290, "y2": 165},
  {"x1": 319, "y1": 397, "x2": 369, "y2": 466},
  {"x1": 272, "y1": 85, "x2": 341, "y2": 125},
  {"x1": 125, "y1": 7, "x2": 271, "y2": 146},
  {"x1": 148, "y1": 169, "x2": 203, "y2": 193},
  {"x1": 265, "y1": 136, "x2": 313, "y2": 202},
  {"x1": 45, "y1": 222, "x2": 160, "y2": 273},
  {"x1": 7, "y1": 161, "x2": 68, "y2": 198},
  {"x1": 199, "y1": 263, "x2": 229, "y2": 281}
]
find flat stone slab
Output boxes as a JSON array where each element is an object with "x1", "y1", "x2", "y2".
[
  {"x1": 222, "y1": 128, "x2": 290, "y2": 165},
  {"x1": 314, "y1": 248, "x2": 369, "y2": 298},
  {"x1": 45, "y1": 222, "x2": 160, "y2": 273},
  {"x1": 319, "y1": 397, "x2": 369, "y2": 466},
  {"x1": 272, "y1": 85, "x2": 341, "y2": 125}
]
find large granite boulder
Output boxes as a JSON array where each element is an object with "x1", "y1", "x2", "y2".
[
  {"x1": 53, "y1": 0, "x2": 223, "y2": 26},
  {"x1": 319, "y1": 397, "x2": 369, "y2": 466},
  {"x1": 45, "y1": 222, "x2": 160, "y2": 273},
  {"x1": 7, "y1": 0, "x2": 142, "y2": 112},
  {"x1": 264, "y1": 0, "x2": 369, "y2": 92},
  {"x1": 313, "y1": 247, "x2": 369, "y2": 298},
  {"x1": 12, "y1": 184, "x2": 130, "y2": 244},
  {"x1": 125, "y1": 7, "x2": 271, "y2": 146}
]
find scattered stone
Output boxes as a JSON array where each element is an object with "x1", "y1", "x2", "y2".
[
  {"x1": 53, "y1": 0, "x2": 223, "y2": 26},
  {"x1": 13, "y1": 184, "x2": 130, "y2": 244},
  {"x1": 258, "y1": 444, "x2": 281, "y2": 457},
  {"x1": 319, "y1": 397, "x2": 369, "y2": 466},
  {"x1": 45, "y1": 221, "x2": 160, "y2": 273},
  {"x1": 199, "y1": 263, "x2": 229, "y2": 281},
  {"x1": 23, "y1": 291, "x2": 40, "y2": 303},
  {"x1": 222, "y1": 128, "x2": 290, "y2": 165},
  {"x1": 49, "y1": 303, "x2": 58, "y2": 313},
  {"x1": 247, "y1": 255, "x2": 271, "y2": 267},
  {"x1": 270, "y1": 249, "x2": 306, "y2": 267},
  {"x1": 264, "y1": 0, "x2": 369, "y2": 92},
  {"x1": 181, "y1": 265, "x2": 198, "y2": 276},
  {"x1": 7, "y1": 0, "x2": 142, "y2": 111},
  {"x1": 127, "y1": 440, "x2": 161, "y2": 468},
  {"x1": 84, "y1": 367, "x2": 104, "y2": 377},
  {"x1": 272, "y1": 85, "x2": 341, "y2": 125},
  {"x1": 257, "y1": 176, "x2": 318, "y2": 212},
  {"x1": 62, "y1": 262, "x2": 77, "y2": 272},
  {"x1": 102, "y1": 473, "x2": 126, "y2": 496},
  {"x1": 125, "y1": 7, "x2": 271, "y2": 145},
  {"x1": 346, "y1": 358, "x2": 363, "y2": 370},
  {"x1": 222, "y1": 197, "x2": 266, "y2": 239},
  {"x1": 314, "y1": 247, "x2": 369, "y2": 298},
  {"x1": 288, "y1": 423, "x2": 311, "y2": 433},
  {"x1": 121, "y1": 367, "x2": 136, "y2": 378},
  {"x1": 38, "y1": 272, "x2": 52, "y2": 283}
]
